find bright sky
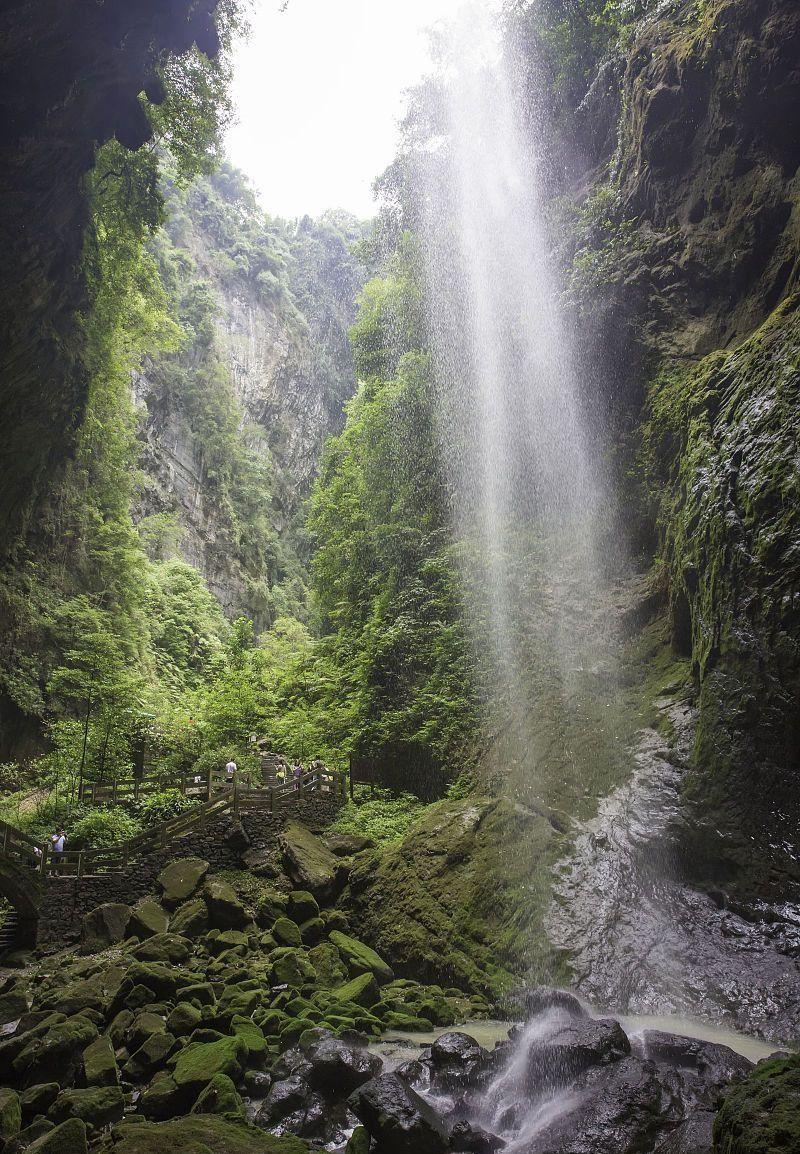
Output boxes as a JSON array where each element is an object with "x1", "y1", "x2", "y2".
[{"x1": 227, "y1": 0, "x2": 465, "y2": 219}]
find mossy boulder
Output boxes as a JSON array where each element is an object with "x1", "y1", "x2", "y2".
[
  {"x1": 287, "y1": 891, "x2": 319, "y2": 923},
  {"x1": 128, "y1": 899, "x2": 169, "y2": 940},
  {"x1": 131, "y1": 933, "x2": 191, "y2": 967},
  {"x1": 137, "y1": 1075, "x2": 183, "y2": 1122},
  {"x1": 166, "y1": 1002, "x2": 202, "y2": 1037},
  {"x1": 345, "y1": 1126, "x2": 370, "y2": 1154},
  {"x1": 333, "y1": 973, "x2": 380, "y2": 1009},
  {"x1": 0, "y1": 1087, "x2": 21, "y2": 1142},
  {"x1": 13, "y1": 1015, "x2": 98, "y2": 1087},
  {"x1": 124, "y1": 962, "x2": 190, "y2": 1000},
  {"x1": 190, "y1": 1073, "x2": 245, "y2": 1122},
  {"x1": 270, "y1": 948, "x2": 316, "y2": 987},
  {"x1": 329, "y1": 931, "x2": 394, "y2": 984},
  {"x1": 178, "y1": 983, "x2": 215, "y2": 1008},
  {"x1": 273, "y1": 918, "x2": 302, "y2": 948},
  {"x1": 279, "y1": 822, "x2": 345, "y2": 900},
  {"x1": 171, "y1": 1035, "x2": 247, "y2": 1093},
  {"x1": 230, "y1": 1016, "x2": 267, "y2": 1063},
  {"x1": 713, "y1": 1054, "x2": 800, "y2": 1153},
  {"x1": 129, "y1": 1011, "x2": 166, "y2": 1051},
  {"x1": 80, "y1": 903, "x2": 131, "y2": 955},
  {"x1": 169, "y1": 898, "x2": 209, "y2": 938},
  {"x1": 0, "y1": 988, "x2": 28, "y2": 1025},
  {"x1": 308, "y1": 943, "x2": 347, "y2": 987},
  {"x1": 204, "y1": 877, "x2": 249, "y2": 929},
  {"x1": 26, "y1": 1118, "x2": 87, "y2": 1154},
  {"x1": 82, "y1": 1035, "x2": 118, "y2": 1087},
  {"x1": 158, "y1": 859, "x2": 210, "y2": 908},
  {"x1": 122, "y1": 1032, "x2": 176, "y2": 1081},
  {"x1": 48, "y1": 1085, "x2": 124, "y2": 1130},
  {"x1": 19, "y1": 1083, "x2": 59, "y2": 1123},
  {"x1": 109, "y1": 1115, "x2": 308, "y2": 1153}
]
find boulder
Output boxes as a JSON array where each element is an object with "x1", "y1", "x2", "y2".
[
  {"x1": 80, "y1": 904, "x2": 131, "y2": 954},
  {"x1": 190, "y1": 1073, "x2": 245, "y2": 1122},
  {"x1": 299, "y1": 917, "x2": 325, "y2": 946},
  {"x1": 203, "y1": 877, "x2": 249, "y2": 929},
  {"x1": 329, "y1": 931, "x2": 394, "y2": 984},
  {"x1": 260, "y1": 1075, "x2": 312, "y2": 1123},
  {"x1": 426, "y1": 1031, "x2": 489, "y2": 1090},
  {"x1": 524, "y1": 1016, "x2": 631, "y2": 1089},
  {"x1": 323, "y1": 833, "x2": 376, "y2": 857},
  {"x1": 157, "y1": 858, "x2": 210, "y2": 908},
  {"x1": 48, "y1": 1085, "x2": 124, "y2": 1129},
  {"x1": 137, "y1": 1075, "x2": 184, "y2": 1122},
  {"x1": 348, "y1": 1072, "x2": 449, "y2": 1154},
  {"x1": 19, "y1": 1083, "x2": 59, "y2": 1123},
  {"x1": 0, "y1": 1086, "x2": 21, "y2": 1142},
  {"x1": 449, "y1": 1120, "x2": 505, "y2": 1152},
  {"x1": 171, "y1": 1035, "x2": 247, "y2": 1094},
  {"x1": 308, "y1": 942, "x2": 347, "y2": 986},
  {"x1": 279, "y1": 822, "x2": 346, "y2": 900},
  {"x1": 127, "y1": 899, "x2": 169, "y2": 940},
  {"x1": 109, "y1": 1114, "x2": 309, "y2": 1152},
  {"x1": 124, "y1": 962, "x2": 190, "y2": 1000},
  {"x1": 273, "y1": 917, "x2": 302, "y2": 948},
  {"x1": 224, "y1": 821, "x2": 251, "y2": 852},
  {"x1": 128, "y1": 1011, "x2": 166, "y2": 1051},
  {"x1": 26, "y1": 1118, "x2": 87, "y2": 1154},
  {"x1": 130, "y1": 934, "x2": 191, "y2": 967},
  {"x1": 166, "y1": 1002, "x2": 202, "y2": 1037},
  {"x1": 712, "y1": 1053, "x2": 800, "y2": 1154},
  {"x1": 122, "y1": 1032, "x2": 176, "y2": 1082},
  {"x1": 636, "y1": 1030, "x2": 751, "y2": 1107},
  {"x1": 6, "y1": 1117, "x2": 54, "y2": 1154},
  {"x1": 655, "y1": 1111, "x2": 715, "y2": 1153},
  {"x1": 271, "y1": 948, "x2": 316, "y2": 987},
  {"x1": 287, "y1": 891, "x2": 319, "y2": 922},
  {"x1": 521, "y1": 986, "x2": 587, "y2": 1020},
  {"x1": 82, "y1": 1035, "x2": 118, "y2": 1087},
  {"x1": 346, "y1": 1126, "x2": 370, "y2": 1154},
  {"x1": 0, "y1": 988, "x2": 28, "y2": 1026},
  {"x1": 230, "y1": 1016, "x2": 267, "y2": 1063},
  {"x1": 168, "y1": 899, "x2": 209, "y2": 938},
  {"x1": 334, "y1": 973, "x2": 380, "y2": 1008},
  {"x1": 13, "y1": 1015, "x2": 98, "y2": 1088},
  {"x1": 301, "y1": 1033, "x2": 382, "y2": 1093}
]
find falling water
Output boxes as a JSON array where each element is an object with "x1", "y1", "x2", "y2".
[{"x1": 417, "y1": 2, "x2": 621, "y2": 813}]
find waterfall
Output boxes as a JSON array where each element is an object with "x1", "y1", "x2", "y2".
[{"x1": 417, "y1": 0, "x2": 617, "y2": 814}]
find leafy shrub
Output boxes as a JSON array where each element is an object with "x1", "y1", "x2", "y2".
[
  {"x1": 332, "y1": 790, "x2": 427, "y2": 846},
  {"x1": 131, "y1": 789, "x2": 197, "y2": 826},
  {"x1": 67, "y1": 806, "x2": 141, "y2": 849}
]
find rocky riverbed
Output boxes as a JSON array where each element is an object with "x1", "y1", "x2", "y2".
[{"x1": 0, "y1": 842, "x2": 793, "y2": 1154}]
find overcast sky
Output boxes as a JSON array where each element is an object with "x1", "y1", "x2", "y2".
[{"x1": 226, "y1": 0, "x2": 466, "y2": 219}]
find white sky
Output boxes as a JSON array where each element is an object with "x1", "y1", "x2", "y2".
[{"x1": 226, "y1": 0, "x2": 465, "y2": 219}]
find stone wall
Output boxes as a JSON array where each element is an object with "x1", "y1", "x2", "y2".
[{"x1": 37, "y1": 796, "x2": 342, "y2": 945}]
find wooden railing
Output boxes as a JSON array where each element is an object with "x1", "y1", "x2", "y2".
[{"x1": 0, "y1": 768, "x2": 346, "y2": 880}]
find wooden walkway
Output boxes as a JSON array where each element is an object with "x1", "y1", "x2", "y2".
[{"x1": 0, "y1": 767, "x2": 346, "y2": 880}]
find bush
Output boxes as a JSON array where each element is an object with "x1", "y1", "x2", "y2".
[
  {"x1": 131, "y1": 788, "x2": 198, "y2": 826},
  {"x1": 332, "y1": 790, "x2": 427, "y2": 846},
  {"x1": 67, "y1": 806, "x2": 141, "y2": 849}
]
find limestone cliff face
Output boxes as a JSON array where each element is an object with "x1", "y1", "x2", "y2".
[
  {"x1": 133, "y1": 173, "x2": 367, "y2": 625},
  {"x1": 557, "y1": 0, "x2": 800, "y2": 881}
]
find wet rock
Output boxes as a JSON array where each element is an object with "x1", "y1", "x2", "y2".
[
  {"x1": 301, "y1": 1032, "x2": 382, "y2": 1093},
  {"x1": 110, "y1": 1114, "x2": 308, "y2": 1152},
  {"x1": 635, "y1": 1030, "x2": 751, "y2": 1108},
  {"x1": 348, "y1": 1072, "x2": 450, "y2": 1154},
  {"x1": 450, "y1": 1119, "x2": 505, "y2": 1153},
  {"x1": 527, "y1": 1055, "x2": 668, "y2": 1154},
  {"x1": 521, "y1": 987, "x2": 587, "y2": 1020},
  {"x1": 260, "y1": 1075, "x2": 311, "y2": 1123},
  {"x1": 524, "y1": 1016, "x2": 631, "y2": 1089},
  {"x1": 653, "y1": 1111, "x2": 714, "y2": 1153},
  {"x1": 80, "y1": 903, "x2": 131, "y2": 954},
  {"x1": 157, "y1": 859, "x2": 209, "y2": 908}
]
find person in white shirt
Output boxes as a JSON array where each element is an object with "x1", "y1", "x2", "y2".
[
  {"x1": 50, "y1": 828, "x2": 66, "y2": 874},
  {"x1": 225, "y1": 760, "x2": 237, "y2": 783}
]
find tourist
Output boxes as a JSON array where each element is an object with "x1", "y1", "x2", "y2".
[
  {"x1": 292, "y1": 762, "x2": 303, "y2": 790},
  {"x1": 50, "y1": 828, "x2": 66, "y2": 874},
  {"x1": 225, "y1": 758, "x2": 237, "y2": 785}
]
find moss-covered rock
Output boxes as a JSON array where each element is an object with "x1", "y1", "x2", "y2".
[
  {"x1": 128, "y1": 899, "x2": 169, "y2": 940},
  {"x1": 204, "y1": 877, "x2": 249, "y2": 929},
  {"x1": 190, "y1": 1073, "x2": 245, "y2": 1122},
  {"x1": 0, "y1": 1086, "x2": 21, "y2": 1141},
  {"x1": 157, "y1": 859, "x2": 209, "y2": 908},
  {"x1": 270, "y1": 948, "x2": 316, "y2": 987},
  {"x1": 26, "y1": 1118, "x2": 87, "y2": 1154},
  {"x1": 166, "y1": 1002, "x2": 202, "y2": 1037},
  {"x1": 230, "y1": 1016, "x2": 267, "y2": 1063},
  {"x1": 80, "y1": 903, "x2": 131, "y2": 955},
  {"x1": 137, "y1": 1074, "x2": 183, "y2": 1122},
  {"x1": 279, "y1": 822, "x2": 345, "y2": 900},
  {"x1": 329, "y1": 931, "x2": 394, "y2": 984},
  {"x1": 308, "y1": 942, "x2": 347, "y2": 987},
  {"x1": 287, "y1": 891, "x2": 319, "y2": 923},
  {"x1": 168, "y1": 898, "x2": 209, "y2": 938},
  {"x1": 171, "y1": 1035, "x2": 247, "y2": 1093},
  {"x1": 122, "y1": 1032, "x2": 176, "y2": 1082},
  {"x1": 130, "y1": 933, "x2": 191, "y2": 967},
  {"x1": 108, "y1": 1115, "x2": 309, "y2": 1153},
  {"x1": 272, "y1": 917, "x2": 302, "y2": 948},
  {"x1": 0, "y1": 988, "x2": 28, "y2": 1026},
  {"x1": 48, "y1": 1085, "x2": 124, "y2": 1129},
  {"x1": 13, "y1": 1015, "x2": 98, "y2": 1088},
  {"x1": 713, "y1": 1054, "x2": 800, "y2": 1153},
  {"x1": 82, "y1": 1035, "x2": 118, "y2": 1087},
  {"x1": 333, "y1": 973, "x2": 379, "y2": 1008},
  {"x1": 19, "y1": 1083, "x2": 59, "y2": 1123}
]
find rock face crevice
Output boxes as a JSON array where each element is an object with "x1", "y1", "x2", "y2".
[{"x1": 0, "y1": 0, "x2": 223, "y2": 548}]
